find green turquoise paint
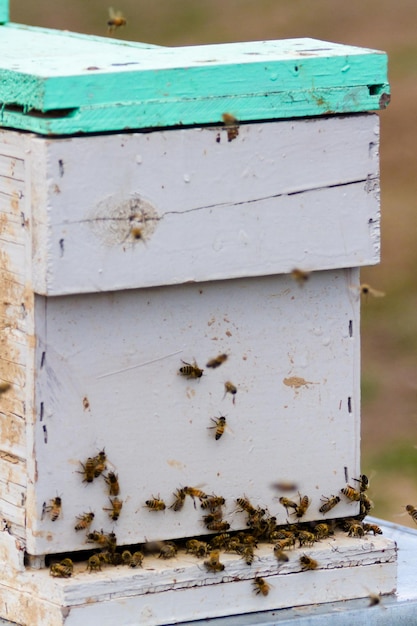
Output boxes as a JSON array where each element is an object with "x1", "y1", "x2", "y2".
[
  {"x1": 0, "y1": 0, "x2": 8, "y2": 23},
  {"x1": 0, "y1": 23, "x2": 389, "y2": 136}
]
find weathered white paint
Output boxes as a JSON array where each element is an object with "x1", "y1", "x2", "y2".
[
  {"x1": 26, "y1": 269, "x2": 361, "y2": 555},
  {"x1": 26, "y1": 114, "x2": 380, "y2": 295},
  {"x1": 0, "y1": 531, "x2": 397, "y2": 626}
]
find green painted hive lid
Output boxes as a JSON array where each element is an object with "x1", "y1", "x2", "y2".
[{"x1": 0, "y1": 22, "x2": 389, "y2": 136}]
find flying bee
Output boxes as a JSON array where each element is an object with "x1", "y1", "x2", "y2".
[
  {"x1": 208, "y1": 415, "x2": 227, "y2": 440},
  {"x1": 179, "y1": 360, "x2": 204, "y2": 380},
  {"x1": 50, "y1": 558, "x2": 73, "y2": 578},
  {"x1": 295, "y1": 494, "x2": 310, "y2": 518},
  {"x1": 186, "y1": 539, "x2": 209, "y2": 557},
  {"x1": 206, "y1": 353, "x2": 228, "y2": 369},
  {"x1": 253, "y1": 576, "x2": 271, "y2": 596},
  {"x1": 145, "y1": 495, "x2": 166, "y2": 511},
  {"x1": 363, "y1": 523, "x2": 383, "y2": 535},
  {"x1": 107, "y1": 7, "x2": 127, "y2": 34},
  {"x1": 278, "y1": 497, "x2": 298, "y2": 515},
  {"x1": 79, "y1": 457, "x2": 96, "y2": 483},
  {"x1": 74, "y1": 511, "x2": 95, "y2": 531},
  {"x1": 104, "y1": 471, "x2": 120, "y2": 496},
  {"x1": 130, "y1": 226, "x2": 143, "y2": 240},
  {"x1": 359, "y1": 284, "x2": 385, "y2": 299},
  {"x1": 341, "y1": 485, "x2": 361, "y2": 502},
  {"x1": 201, "y1": 495, "x2": 225, "y2": 511},
  {"x1": 319, "y1": 495, "x2": 341, "y2": 514},
  {"x1": 271, "y1": 480, "x2": 299, "y2": 493},
  {"x1": 170, "y1": 488, "x2": 186, "y2": 512},
  {"x1": 352, "y1": 474, "x2": 369, "y2": 493},
  {"x1": 405, "y1": 504, "x2": 417, "y2": 525},
  {"x1": 158, "y1": 542, "x2": 177, "y2": 559},
  {"x1": 221, "y1": 113, "x2": 239, "y2": 142},
  {"x1": 87, "y1": 554, "x2": 102, "y2": 572},
  {"x1": 204, "y1": 549, "x2": 225, "y2": 572},
  {"x1": 300, "y1": 555, "x2": 318, "y2": 571},
  {"x1": 0, "y1": 382, "x2": 11, "y2": 395},
  {"x1": 42, "y1": 496, "x2": 62, "y2": 522},
  {"x1": 223, "y1": 381, "x2": 237, "y2": 403},
  {"x1": 206, "y1": 520, "x2": 230, "y2": 532},
  {"x1": 291, "y1": 268, "x2": 311, "y2": 286},
  {"x1": 93, "y1": 449, "x2": 107, "y2": 477},
  {"x1": 103, "y1": 497, "x2": 123, "y2": 521},
  {"x1": 274, "y1": 548, "x2": 289, "y2": 562}
]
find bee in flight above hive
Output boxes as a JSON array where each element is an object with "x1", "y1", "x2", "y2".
[
  {"x1": 107, "y1": 7, "x2": 127, "y2": 34},
  {"x1": 206, "y1": 353, "x2": 228, "y2": 369}
]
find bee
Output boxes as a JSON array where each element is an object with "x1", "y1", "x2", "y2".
[
  {"x1": 363, "y1": 522, "x2": 383, "y2": 535},
  {"x1": 186, "y1": 539, "x2": 209, "y2": 557},
  {"x1": 49, "y1": 558, "x2": 73, "y2": 578},
  {"x1": 87, "y1": 530, "x2": 117, "y2": 552},
  {"x1": 209, "y1": 533, "x2": 230, "y2": 549},
  {"x1": 224, "y1": 381, "x2": 237, "y2": 403},
  {"x1": 103, "y1": 497, "x2": 123, "y2": 521},
  {"x1": 278, "y1": 497, "x2": 298, "y2": 515},
  {"x1": 353, "y1": 474, "x2": 369, "y2": 492},
  {"x1": 348, "y1": 522, "x2": 365, "y2": 538},
  {"x1": 202, "y1": 510, "x2": 223, "y2": 526},
  {"x1": 130, "y1": 226, "x2": 143, "y2": 240},
  {"x1": 158, "y1": 542, "x2": 177, "y2": 559},
  {"x1": 74, "y1": 511, "x2": 95, "y2": 531},
  {"x1": 274, "y1": 548, "x2": 289, "y2": 562},
  {"x1": 145, "y1": 495, "x2": 166, "y2": 511},
  {"x1": 221, "y1": 113, "x2": 239, "y2": 142},
  {"x1": 107, "y1": 7, "x2": 127, "y2": 34},
  {"x1": 341, "y1": 485, "x2": 361, "y2": 502},
  {"x1": 122, "y1": 550, "x2": 144, "y2": 567},
  {"x1": 208, "y1": 415, "x2": 227, "y2": 440},
  {"x1": 241, "y1": 545, "x2": 255, "y2": 565},
  {"x1": 93, "y1": 449, "x2": 107, "y2": 477},
  {"x1": 253, "y1": 576, "x2": 270, "y2": 596},
  {"x1": 204, "y1": 549, "x2": 225, "y2": 572},
  {"x1": 206, "y1": 520, "x2": 230, "y2": 532},
  {"x1": 405, "y1": 504, "x2": 417, "y2": 525},
  {"x1": 236, "y1": 496, "x2": 257, "y2": 516},
  {"x1": 291, "y1": 268, "x2": 311, "y2": 286},
  {"x1": 179, "y1": 359, "x2": 204, "y2": 380},
  {"x1": 368, "y1": 592, "x2": 382, "y2": 606},
  {"x1": 206, "y1": 353, "x2": 228, "y2": 369},
  {"x1": 314, "y1": 523, "x2": 334, "y2": 540},
  {"x1": 300, "y1": 555, "x2": 318, "y2": 571},
  {"x1": 201, "y1": 495, "x2": 225, "y2": 511},
  {"x1": 292, "y1": 494, "x2": 310, "y2": 518},
  {"x1": 104, "y1": 471, "x2": 120, "y2": 496},
  {"x1": 184, "y1": 486, "x2": 207, "y2": 506},
  {"x1": 170, "y1": 488, "x2": 186, "y2": 512},
  {"x1": 319, "y1": 495, "x2": 341, "y2": 514},
  {"x1": 79, "y1": 457, "x2": 96, "y2": 483},
  {"x1": 87, "y1": 554, "x2": 102, "y2": 572},
  {"x1": 0, "y1": 382, "x2": 11, "y2": 395},
  {"x1": 271, "y1": 480, "x2": 299, "y2": 493},
  {"x1": 42, "y1": 496, "x2": 62, "y2": 522},
  {"x1": 274, "y1": 537, "x2": 295, "y2": 553},
  {"x1": 297, "y1": 530, "x2": 316, "y2": 548},
  {"x1": 359, "y1": 284, "x2": 385, "y2": 299}
]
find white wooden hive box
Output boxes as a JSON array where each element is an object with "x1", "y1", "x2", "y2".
[{"x1": 0, "y1": 22, "x2": 393, "y2": 626}]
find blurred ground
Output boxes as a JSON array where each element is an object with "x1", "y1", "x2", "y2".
[{"x1": 8, "y1": 0, "x2": 417, "y2": 527}]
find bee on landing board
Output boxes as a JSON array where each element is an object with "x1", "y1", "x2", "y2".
[
  {"x1": 42, "y1": 496, "x2": 62, "y2": 522},
  {"x1": 300, "y1": 554, "x2": 318, "y2": 571},
  {"x1": 50, "y1": 558, "x2": 73, "y2": 578},
  {"x1": 107, "y1": 8, "x2": 127, "y2": 34},
  {"x1": 206, "y1": 353, "x2": 228, "y2": 369},
  {"x1": 204, "y1": 549, "x2": 225, "y2": 572},
  {"x1": 179, "y1": 360, "x2": 204, "y2": 380},
  {"x1": 253, "y1": 576, "x2": 271, "y2": 596}
]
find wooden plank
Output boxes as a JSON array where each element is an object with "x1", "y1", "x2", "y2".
[
  {"x1": 0, "y1": 533, "x2": 397, "y2": 626},
  {"x1": 0, "y1": 26, "x2": 389, "y2": 134},
  {"x1": 31, "y1": 114, "x2": 380, "y2": 295},
  {"x1": 27, "y1": 269, "x2": 360, "y2": 555}
]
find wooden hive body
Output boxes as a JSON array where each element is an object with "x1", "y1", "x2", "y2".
[{"x1": 0, "y1": 12, "x2": 393, "y2": 626}]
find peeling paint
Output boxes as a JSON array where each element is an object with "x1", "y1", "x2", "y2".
[{"x1": 90, "y1": 194, "x2": 159, "y2": 246}]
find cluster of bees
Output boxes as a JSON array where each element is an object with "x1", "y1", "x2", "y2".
[{"x1": 48, "y1": 468, "x2": 386, "y2": 585}]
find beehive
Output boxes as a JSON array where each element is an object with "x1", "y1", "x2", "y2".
[{"x1": 0, "y1": 13, "x2": 394, "y2": 626}]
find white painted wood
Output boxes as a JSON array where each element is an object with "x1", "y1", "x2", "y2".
[
  {"x1": 27, "y1": 269, "x2": 360, "y2": 555},
  {"x1": 27, "y1": 114, "x2": 380, "y2": 295},
  {"x1": 0, "y1": 531, "x2": 397, "y2": 626}
]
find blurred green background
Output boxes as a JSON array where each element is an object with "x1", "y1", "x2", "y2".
[{"x1": 9, "y1": 0, "x2": 417, "y2": 526}]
